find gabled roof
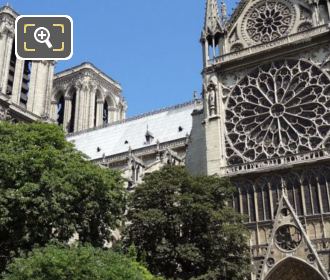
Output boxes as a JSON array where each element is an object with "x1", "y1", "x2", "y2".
[{"x1": 67, "y1": 100, "x2": 202, "y2": 160}]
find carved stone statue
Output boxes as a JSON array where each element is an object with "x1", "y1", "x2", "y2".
[{"x1": 207, "y1": 82, "x2": 217, "y2": 116}]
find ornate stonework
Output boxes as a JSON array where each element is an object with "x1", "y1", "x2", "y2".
[
  {"x1": 242, "y1": 1, "x2": 295, "y2": 43},
  {"x1": 201, "y1": 0, "x2": 330, "y2": 279},
  {"x1": 225, "y1": 59, "x2": 330, "y2": 164}
]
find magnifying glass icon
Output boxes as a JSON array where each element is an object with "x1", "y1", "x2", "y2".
[{"x1": 34, "y1": 27, "x2": 53, "y2": 49}]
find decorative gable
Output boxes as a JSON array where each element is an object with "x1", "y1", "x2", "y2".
[{"x1": 225, "y1": 0, "x2": 329, "y2": 54}]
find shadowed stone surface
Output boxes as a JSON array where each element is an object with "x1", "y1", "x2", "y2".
[{"x1": 266, "y1": 258, "x2": 325, "y2": 280}]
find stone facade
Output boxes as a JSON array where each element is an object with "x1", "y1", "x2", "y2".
[
  {"x1": 52, "y1": 63, "x2": 126, "y2": 133},
  {"x1": 2, "y1": 1, "x2": 330, "y2": 279},
  {"x1": 0, "y1": 6, "x2": 126, "y2": 132},
  {"x1": 0, "y1": 6, "x2": 55, "y2": 123},
  {"x1": 199, "y1": 0, "x2": 330, "y2": 279}
]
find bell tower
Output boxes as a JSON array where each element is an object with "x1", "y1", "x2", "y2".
[{"x1": 0, "y1": 5, "x2": 55, "y2": 120}]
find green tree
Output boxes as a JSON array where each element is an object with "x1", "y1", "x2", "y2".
[
  {"x1": 2, "y1": 244, "x2": 163, "y2": 280},
  {"x1": 0, "y1": 122, "x2": 126, "y2": 270},
  {"x1": 124, "y1": 166, "x2": 250, "y2": 280}
]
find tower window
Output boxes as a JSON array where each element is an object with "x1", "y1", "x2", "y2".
[
  {"x1": 20, "y1": 61, "x2": 32, "y2": 107},
  {"x1": 57, "y1": 94, "x2": 65, "y2": 125},
  {"x1": 103, "y1": 100, "x2": 109, "y2": 125}
]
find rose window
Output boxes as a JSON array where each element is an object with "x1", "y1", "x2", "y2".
[
  {"x1": 225, "y1": 59, "x2": 330, "y2": 164},
  {"x1": 275, "y1": 225, "x2": 302, "y2": 251},
  {"x1": 244, "y1": 1, "x2": 295, "y2": 43}
]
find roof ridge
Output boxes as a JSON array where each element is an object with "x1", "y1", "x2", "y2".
[
  {"x1": 67, "y1": 99, "x2": 202, "y2": 138},
  {"x1": 226, "y1": 0, "x2": 247, "y2": 29},
  {"x1": 54, "y1": 62, "x2": 121, "y2": 87},
  {"x1": 0, "y1": 4, "x2": 19, "y2": 17}
]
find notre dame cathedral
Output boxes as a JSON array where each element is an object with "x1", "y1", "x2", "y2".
[{"x1": 1, "y1": 0, "x2": 330, "y2": 279}]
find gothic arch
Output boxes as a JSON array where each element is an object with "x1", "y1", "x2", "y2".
[
  {"x1": 54, "y1": 91, "x2": 65, "y2": 126},
  {"x1": 265, "y1": 257, "x2": 325, "y2": 280},
  {"x1": 66, "y1": 86, "x2": 77, "y2": 133},
  {"x1": 103, "y1": 93, "x2": 117, "y2": 124},
  {"x1": 256, "y1": 177, "x2": 272, "y2": 221},
  {"x1": 302, "y1": 169, "x2": 321, "y2": 215},
  {"x1": 239, "y1": 180, "x2": 256, "y2": 222},
  {"x1": 284, "y1": 172, "x2": 303, "y2": 216}
]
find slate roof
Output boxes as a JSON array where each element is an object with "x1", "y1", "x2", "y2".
[{"x1": 67, "y1": 100, "x2": 202, "y2": 160}]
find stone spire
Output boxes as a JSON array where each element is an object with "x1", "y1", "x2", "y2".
[
  {"x1": 203, "y1": 0, "x2": 224, "y2": 37},
  {"x1": 220, "y1": 0, "x2": 227, "y2": 24}
]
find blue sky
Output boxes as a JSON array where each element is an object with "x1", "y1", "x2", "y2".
[{"x1": 3, "y1": 0, "x2": 236, "y2": 116}]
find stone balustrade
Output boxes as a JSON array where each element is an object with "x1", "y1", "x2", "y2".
[
  {"x1": 221, "y1": 149, "x2": 330, "y2": 176},
  {"x1": 209, "y1": 24, "x2": 330, "y2": 65}
]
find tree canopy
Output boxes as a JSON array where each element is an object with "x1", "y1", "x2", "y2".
[
  {"x1": 2, "y1": 244, "x2": 163, "y2": 280},
  {"x1": 0, "y1": 122, "x2": 126, "y2": 270},
  {"x1": 124, "y1": 166, "x2": 250, "y2": 280}
]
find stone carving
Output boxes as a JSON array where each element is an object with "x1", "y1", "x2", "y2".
[
  {"x1": 297, "y1": 22, "x2": 313, "y2": 32},
  {"x1": 275, "y1": 225, "x2": 302, "y2": 251},
  {"x1": 207, "y1": 82, "x2": 217, "y2": 116},
  {"x1": 230, "y1": 43, "x2": 244, "y2": 53},
  {"x1": 243, "y1": 1, "x2": 295, "y2": 43},
  {"x1": 225, "y1": 59, "x2": 330, "y2": 164}
]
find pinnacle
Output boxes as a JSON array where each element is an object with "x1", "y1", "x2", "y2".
[{"x1": 203, "y1": 0, "x2": 225, "y2": 36}]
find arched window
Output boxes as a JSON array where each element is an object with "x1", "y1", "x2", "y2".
[
  {"x1": 68, "y1": 88, "x2": 76, "y2": 133},
  {"x1": 256, "y1": 178, "x2": 272, "y2": 221},
  {"x1": 20, "y1": 61, "x2": 32, "y2": 106},
  {"x1": 303, "y1": 174, "x2": 313, "y2": 215},
  {"x1": 57, "y1": 94, "x2": 65, "y2": 125},
  {"x1": 270, "y1": 176, "x2": 282, "y2": 218},
  {"x1": 6, "y1": 40, "x2": 16, "y2": 96},
  {"x1": 302, "y1": 171, "x2": 321, "y2": 215},
  {"x1": 103, "y1": 100, "x2": 109, "y2": 125},
  {"x1": 319, "y1": 174, "x2": 329, "y2": 213},
  {"x1": 240, "y1": 181, "x2": 255, "y2": 222},
  {"x1": 285, "y1": 174, "x2": 303, "y2": 216}
]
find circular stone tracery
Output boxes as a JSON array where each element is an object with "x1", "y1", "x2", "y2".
[
  {"x1": 243, "y1": 1, "x2": 295, "y2": 43},
  {"x1": 225, "y1": 59, "x2": 330, "y2": 164},
  {"x1": 271, "y1": 103, "x2": 285, "y2": 117},
  {"x1": 275, "y1": 225, "x2": 302, "y2": 251}
]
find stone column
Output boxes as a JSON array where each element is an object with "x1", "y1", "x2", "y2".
[
  {"x1": 83, "y1": 87, "x2": 91, "y2": 130},
  {"x1": 79, "y1": 88, "x2": 86, "y2": 131},
  {"x1": 88, "y1": 88, "x2": 96, "y2": 128},
  {"x1": 63, "y1": 97, "x2": 72, "y2": 132},
  {"x1": 50, "y1": 100, "x2": 58, "y2": 121},
  {"x1": 11, "y1": 59, "x2": 25, "y2": 104},
  {"x1": 74, "y1": 83, "x2": 82, "y2": 132},
  {"x1": 27, "y1": 61, "x2": 55, "y2": 116},
  {"x1": 95, "y1": 101, "x2": 104, "y2": 127},
  {"x1": 108, "y1": 106, "x2": 117, "y2": 123},
  {"x1": 43, "y1": 61, "x2": 55, "y2": 119},
  {"x1": 0, "y1": 29, "x2": 14, "y2": 95}
]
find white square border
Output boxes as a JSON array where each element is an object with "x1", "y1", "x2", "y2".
[{"x1": 15, "y1": 15, "x2": 73, "y2": 61}]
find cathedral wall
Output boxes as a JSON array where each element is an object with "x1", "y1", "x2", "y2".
[
  {"x1": 230, "y1": 164, "x2": 330, "y2": 279},
  {"x1": 186, "y1": 109, "x2": 207, "y2": 175}
]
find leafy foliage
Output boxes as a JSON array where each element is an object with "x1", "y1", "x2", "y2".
[
  {"x1": 124, "y1": 166, "x2": 250, "y2": 280},
  {"x1": 2, "y1": 244, "x2": 163, "y2": 280},
  {"x1": 0, "y1": 122, "x2": 126, "y2": 270}
]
